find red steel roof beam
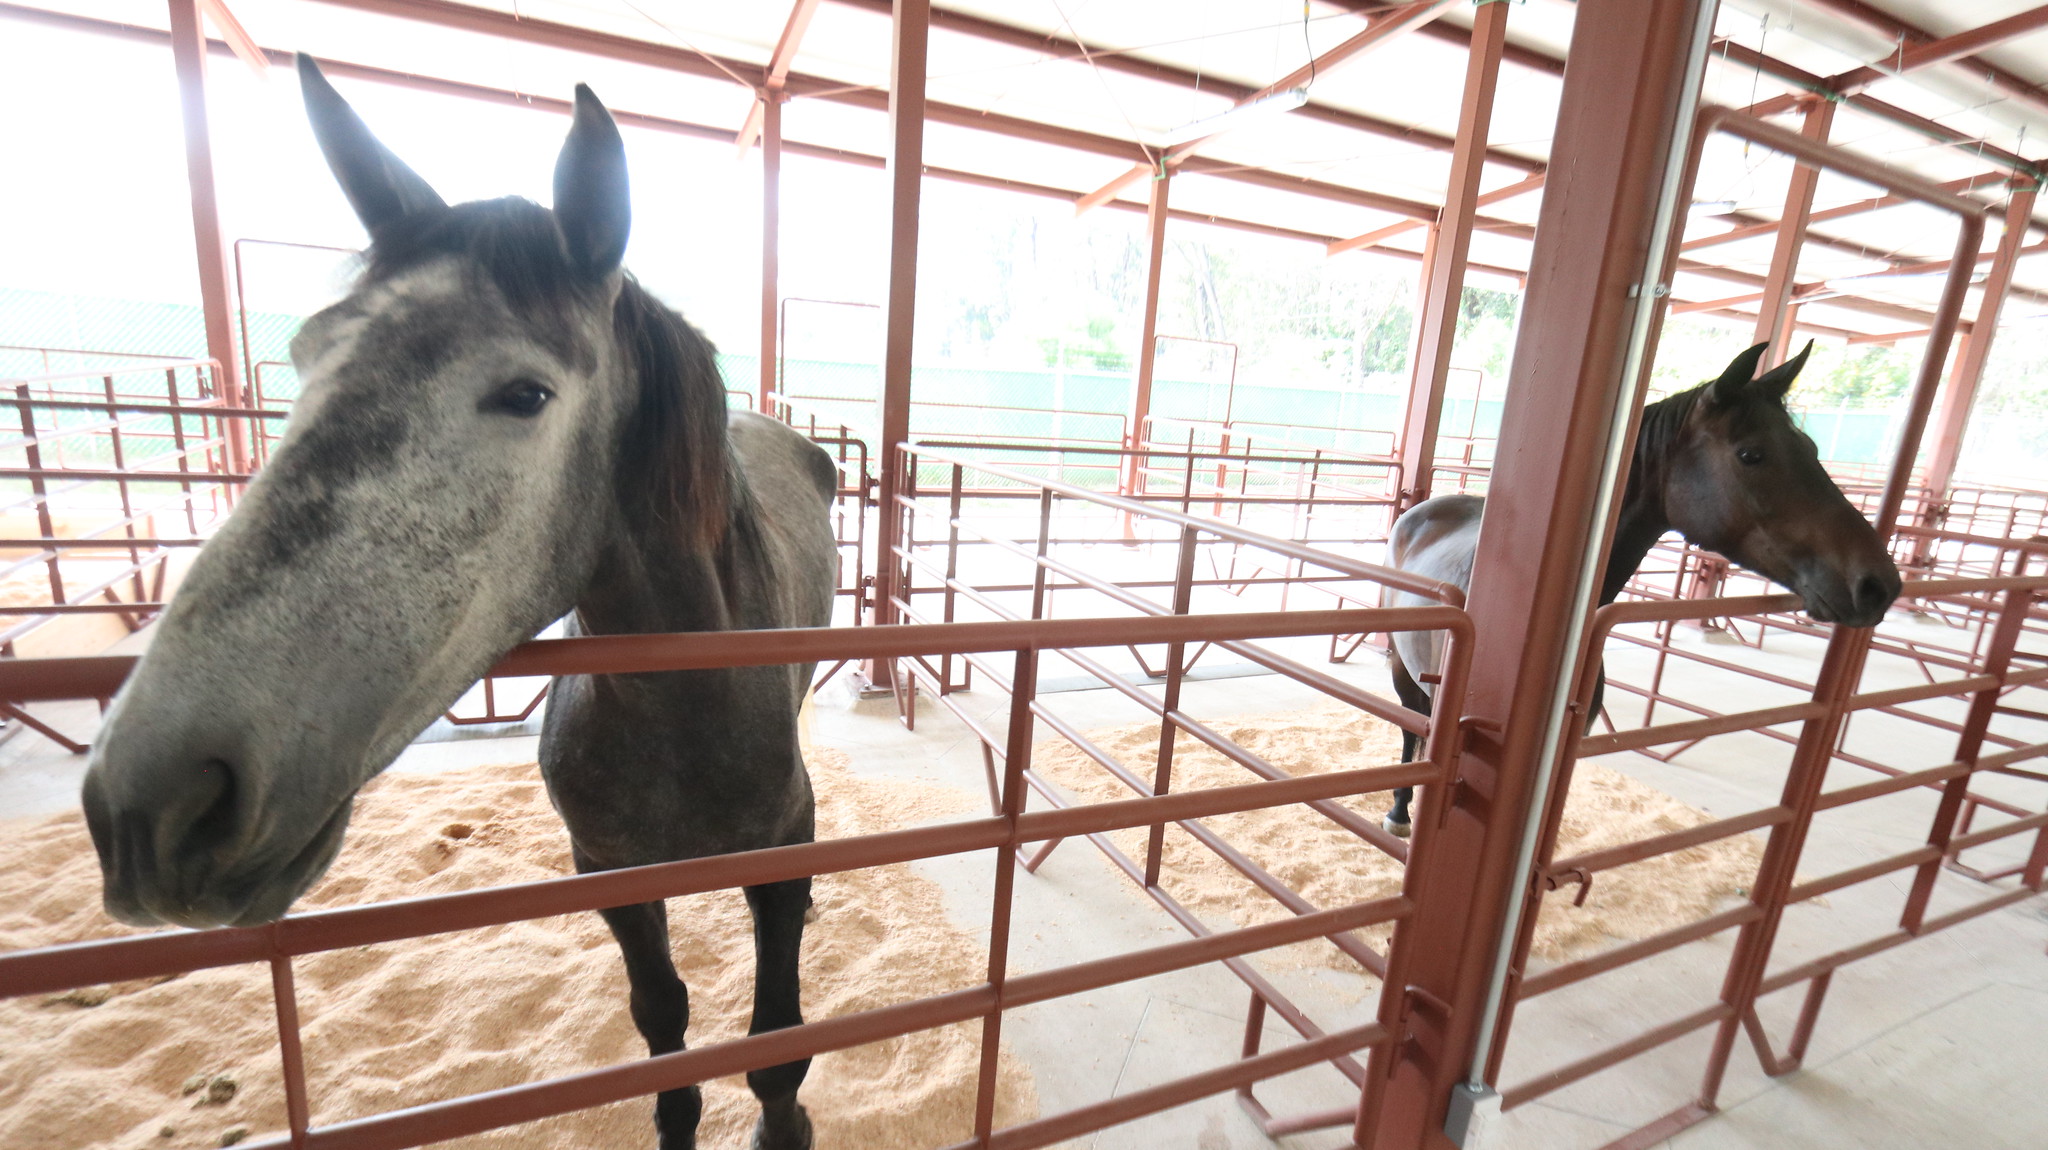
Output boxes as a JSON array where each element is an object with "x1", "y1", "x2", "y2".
[
  {"x1": 1828, "y1": 4, "x2": 2048, "y2": 96},
  {"x1": 196, "y1": 0, "x2": 264, "y2": 75},
  {"x1": 1328, "y1": 171, "x2": 1546, "y2": 257},
  {"x1": 1792, "y1": 0, "x2": 2048, "y2": 119},
  {"x1": 756, "y1": 91, "x2": 783, "y2": 414},
  {"x1": 735, "y1": 0, "x2": 821, "y2": 154},
  {"x1": 1752, "y1": 98, "x2": 1837, "y2": 363},
  {"x1": 165, "y1": 0, "x2": 248, "y2": 477},
  {"x1": 1671, "y1": 291, "x2": 1766, "y2": 314},
  {"x1": 1707, "y1": 36, "x2": 2042, "y2": 178},
  {"x1": 1073, "y1": 0, "x2": 1457, "y2": 214},
  {"x1": 1395, "y1": 0, "x2": 1510, "y2": 509},
  {"x1": 1923, "y1": 183, "x2": 2041, "y2": 506},
  {"x1": 1681, "y1": 171, "x2": 2015, "y2": 252},
  {"x1": 4, "y1": 2, "x2": 1538, "y2": 286},
  {"x1": 1119, "y1": 172, "x2": 1172, "y2": 502},
  {"x1": 11, "y1": 0, "x2": 2002, "y2": 335},
  {"x1": 831, "y1": 0, "x2": 1550, "y2": 174},
  {"x1": 870, "y1": 0, "x2": 928, "y2": 636},
  {"x1": 1321, "y1": 0, "x2": 1566, "y2": 76}
]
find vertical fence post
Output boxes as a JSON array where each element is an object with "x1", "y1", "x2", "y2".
[
  {"x1": 101, "y1": 375, "x2": 146, "y2": 607},
  {"x1": 867, "y1": 0, "x2": 928, "y2": 653},
  {"x1": 1144, "y1": 525, "x2": 1200, "y2": 887},
  {"x1": 165, "y1": 0, "x2": 248, "y2": 478},
  {"x1": 758, "y1": 89, "x2": 784, "y2": 415},
  {"x1": 973, "y1": 645, "x2": 1038, "y2": 1142},
  {"x1": 1698, "y1": 625, "x2": 1870, "y2": 1098},
  {"x1": 1372, "y1": 4, "x2": 1719, "y2": 1145},
  {"x1": 1902, "y1": 583, "x2": 2034, "y2": 928},
  {"x1": 268, "y1": 949, "x2": 311, "y2": 1148},
  {"x1": 1921, "y1": 182, "x2": 2040, "y2": 521},
  {"x1": 16, "y1": 388, "x2": 64, "y2": 606},
  {"x1": 1121, "y1": 169, "x2": 1171, "y2": 513},
  {"x1": 1750, "y1": 97, "x2": 1836, "y2": 361}
]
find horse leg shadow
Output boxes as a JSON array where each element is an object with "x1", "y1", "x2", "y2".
[
  {"x1": 583, "y1": 857, "x2": 702, "y2": 1149},
  {"x1": 1386, "y1": 650, "x2": 1434, "y2": 838},
  {"x1": 743, "y1": 877, "x2": 814, "y2": 1150}
]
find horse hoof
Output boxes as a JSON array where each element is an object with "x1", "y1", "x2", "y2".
[
  {"x1": 1383, "y1": 815, "x2": 1412, "y2": 838},
  {"x1": 750, "y1": 1105, "x2": 813, "y2": 1150}
]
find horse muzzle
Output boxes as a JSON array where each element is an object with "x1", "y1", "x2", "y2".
[
  {"x1": 82, "y1": 758, "x2": 352, "y2": 929},
  {"x1": 1794, "y1": 557, "x2": 1902, "y2": 630}
]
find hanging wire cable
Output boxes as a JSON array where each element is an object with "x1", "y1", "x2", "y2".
[
  {"x1": 1302, "y1": 0, "x2": 1316, "y2": 94},
  {"x1": 1048, "y1": 0, "x2": 1157, "y2": 165},
  {"x1": 616, "y1": 0, "x2": 755, "y2": 91}
]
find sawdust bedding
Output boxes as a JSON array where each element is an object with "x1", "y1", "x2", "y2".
[
  {"x1": 1028, "y1": 707, "x2": 1764, "y2": 971},
  {"x1": 0, "y1": 704, "x2": 1757, "y2": 1149},
  {"x1": 0, "y1": 749, "x2": 1032, "y2": 1150}
]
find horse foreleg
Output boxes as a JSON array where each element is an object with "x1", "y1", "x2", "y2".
[
  {"x1": 1387, "y1": 651, "x2": 1435, "y2": 838},
  {"x1": 743, "y1": 877, "x2": 814, "y2": 1150},
  {"x1": 581, "y1": 847, "x2": 701, "y2": 1150}
]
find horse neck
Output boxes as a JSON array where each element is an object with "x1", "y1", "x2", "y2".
[
  {"x1": 1597, "y1": 391, "x2": 1691, "y2": 605},
  {"x1": 1601, "y1": 488, "x2": 1670, "y2": 605},
  {"x1": 572, "y1": 465, "x2": 756, "y2": 638}
]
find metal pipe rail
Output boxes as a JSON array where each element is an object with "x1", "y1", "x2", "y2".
[
  {"x1": 900, "y1": 443, "x2": 1463, "y2": 607},
  {"x1": 880, "y1": 446, "x2": 1476, "y2": 1138},
  {"x1": 1594, "y1": 543, "x2": 2048, "y2": 832},
  {"x1": 0, "y1": 606, "x2": 1460, "y2": 1150},
  {"x1": 1483, "y1": 569, "x2": 2048, "y2": 1143},
  {"x1": 2, "y1": 368, "x2": 257, "y2": 668}
]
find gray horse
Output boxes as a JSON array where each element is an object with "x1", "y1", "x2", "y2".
[{"x1": 80, "y1": 58, "x2": 835, "y2": 1150}]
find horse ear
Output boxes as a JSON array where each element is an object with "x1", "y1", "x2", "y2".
[
  {"x1": 1706, "y1": 342, "x2": 1771, "y2": 406},
  {"x1": 1753, "y1": 339, "x2": 1815, "y2": 403},
  {"x1": 553, "y1": 85, "x2": 631, "y2": 278},
  {"x1": 298, "y1": 55, "x2": 445, "y2": 239}
]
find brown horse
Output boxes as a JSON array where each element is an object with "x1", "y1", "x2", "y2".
[{"x1": 1381, "y1": 342, "x2": 1901, "y2": 834}]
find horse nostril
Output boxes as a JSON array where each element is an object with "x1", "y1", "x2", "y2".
[
  {"x1": 174, "y1": 758, "x2": 243, "y2": 864},
  {"x1": 1855, "y1": 573, "x2": 1895, "y2": 618}
]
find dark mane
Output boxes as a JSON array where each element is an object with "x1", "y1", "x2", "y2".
[
  {"x1": 1629, "y1": 382, "x2": 1707, "y2": 492},
  {"x1": 611, "y1": 279, "x2": 734, "y2": 549},
  {"x1": 359, "y1": 197, "x2": 732, "y2": 547}
]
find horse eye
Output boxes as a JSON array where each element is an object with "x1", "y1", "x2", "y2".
[
  {"x1": 486, "y1": 379, "x2": 554, "y2": 417},
  {"x1": 1737, "y1": 447, "x2": 1765, "y2": 466}
]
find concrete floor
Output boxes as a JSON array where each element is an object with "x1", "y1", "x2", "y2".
[{"x1": 5, "y1": 611, "x2": 2046, "y2": 1149}]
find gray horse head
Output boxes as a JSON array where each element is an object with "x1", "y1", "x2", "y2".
[{"x1": 81, "y1": 58, "x2": 726, "y2": 928}]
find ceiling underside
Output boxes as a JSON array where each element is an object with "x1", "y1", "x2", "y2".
[{"x1": 12, "y1": 0, "x2": 2048, "y2": 342}]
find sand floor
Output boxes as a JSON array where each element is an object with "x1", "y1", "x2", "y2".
[
  {"x1": 0, "y1": 749, "x2": 1033, "y2": 1150},
  {"x1": 1030, "y1": 707, "x2": 1764, "y2": 969}
]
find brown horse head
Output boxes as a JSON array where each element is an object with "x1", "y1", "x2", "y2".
[{"x1": 1649, "y1": 341, "x2": 1901, "y2": 627}]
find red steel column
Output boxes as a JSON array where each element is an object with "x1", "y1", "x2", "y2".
[
  {"x1": 1372, "y1": 2, "x2": 1717, "y2": 1146},
  {"x1": 1396, "y1": 0, "x2": 1509, "y2": 511},
  {"x1": 870, "y1": 0, "x2": 928, "y2": 637},
  {"x1": 758, "y1": 89, "x2": 784, "y2": 414},
  {"x1": 1922, "y1": 181, "x2": 2039, "y2": 504},
  {"x1": 166, "y1": 0, "x2": 248, "y2": 472},
  {"x1": 1120, "y1": 167, "x2": 1170, "y2": 499},
  {"x1": 1751, "y1": 96, "x2": 1835, "y2": 362}
]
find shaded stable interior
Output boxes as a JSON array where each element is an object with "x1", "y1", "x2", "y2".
[{"x1": 6, "y1": 2, "x2": 2048, "y2": 1149}]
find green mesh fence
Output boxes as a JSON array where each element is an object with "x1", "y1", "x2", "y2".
[{"x1": 5, "y1": 290, "x2": 1914, "y2": 482}]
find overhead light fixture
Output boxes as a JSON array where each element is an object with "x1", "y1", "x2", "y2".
[
  {"x1": 1689, "y1": 199, "x2": 1740, "y2": 215},
  {"x1": 1159, "y1": 88, "x2": 1310, "y2": 147}
]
